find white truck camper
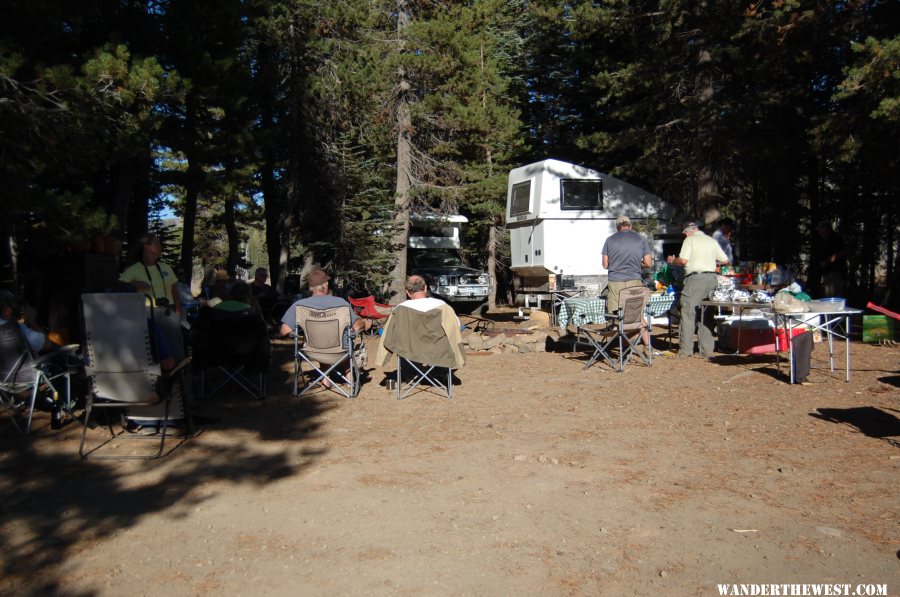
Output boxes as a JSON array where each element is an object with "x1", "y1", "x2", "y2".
[{"x1": 506, "y1": 159, "x2": 680, "y2": 300}]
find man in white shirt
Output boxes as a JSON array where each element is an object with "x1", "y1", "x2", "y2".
[
  {"x1": 667, "y1": 221, "x2": 729, "y2": 358},
  {"x1": 375, "y1": 275, "x2": 465, "y2": 374}
]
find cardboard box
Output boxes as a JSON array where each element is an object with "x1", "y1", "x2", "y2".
[{"x1": 862, "y1": 315, "x2": 894, "y2": 343}]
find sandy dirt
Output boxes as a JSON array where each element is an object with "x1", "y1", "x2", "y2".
[{"x1": 1, "y1": 324, "x2": 898, "y2": 596}]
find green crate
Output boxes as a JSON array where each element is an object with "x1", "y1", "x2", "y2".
[{"x1": 862, "y1": 315, "x2": 894, "y2": 343}]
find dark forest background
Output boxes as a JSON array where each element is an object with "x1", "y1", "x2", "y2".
[{"x1": 1, "y1": 0, "x2": 897, "y2": 314}]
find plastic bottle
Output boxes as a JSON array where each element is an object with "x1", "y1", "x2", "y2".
[{"x1": 666, "y1": 284, "x2": 675, "y2": 295}]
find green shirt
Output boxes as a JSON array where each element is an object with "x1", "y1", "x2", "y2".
[{"x1": 119, "y1": 261, "x2": 176, "y2": 306}]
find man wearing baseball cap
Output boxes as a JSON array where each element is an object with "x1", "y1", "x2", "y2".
[
  {"x1": 666, "y1": 221, "x2": 729, "y2": 358},
  {"x1": 602, "y1": 215, "x2": 652, "y2": 314},
  {"x1": 279, "y1": 268, "x2": 371, "y2": 339}
]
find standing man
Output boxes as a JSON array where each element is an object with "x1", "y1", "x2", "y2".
[
  {"x1": 602, "y1": 215, "x2": 652, "y2": 314},
  {"x1": 712, "y1": 218, "x2": 736, "y2": 265},
  {"x1": 667, "y1": 221, "x2": 729, "y2": 358}
]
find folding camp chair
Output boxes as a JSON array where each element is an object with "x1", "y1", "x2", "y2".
[
  {"x1": 577, "y1": 286, "x2": 652, "y2": 372},
  {"x1": 190, "y1": 307, "x2": 269, "y2": 400},
  {"x1": 348, "y1": 295, "x2": 392, "y2": 335},
  {"x1": 377, "y1": 304, "x2": 465, "y2": 400},
  {"x1": 292, "y1": 304, "x2": 362, "y2": 398},
  {"x1": 0, "y1": 322, "x2": 73, "y2": 435},
  {"x1": 79, "y1": 292, "x2": 191, "y2": 459}
]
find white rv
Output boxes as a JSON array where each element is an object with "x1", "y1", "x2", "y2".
[{"x1": 506, "y1": 159, "x2": 679, "y2": 294}]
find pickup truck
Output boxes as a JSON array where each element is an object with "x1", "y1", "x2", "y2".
[{"x1": 407, "y1": 213, "x2": 492, "y2": 309}]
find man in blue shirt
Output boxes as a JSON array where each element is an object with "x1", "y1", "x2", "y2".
[
  {"x1": 602, "y1": 215, "x2": 652, "y2": 314},
  {"x1": 279, "y1": 269, "x2": 371, "y2": 339},
  {"x1": 0, "y1": 290, "x2": 54, "y2": 353}
]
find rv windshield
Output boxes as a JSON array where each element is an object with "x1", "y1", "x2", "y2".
[{"x1": 414, "y1": 252, "x2": 466, "y2": 268}]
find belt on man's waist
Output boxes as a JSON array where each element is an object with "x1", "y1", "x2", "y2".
[{"x1": 685, "y1": 271, "x2": 716, "y2": 278}]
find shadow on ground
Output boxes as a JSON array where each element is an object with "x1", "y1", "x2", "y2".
[
  {"x1": 0, "y1": 341, "x2": 334, "y2": 596},
  {"x1": 810, "y1": 406, "x2": 900, "y2": 447}
]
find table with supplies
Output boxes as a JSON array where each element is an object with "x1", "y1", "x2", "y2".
[
  {"x1": 769, "y1": 308, "x2": 863, "y2": 383},
  {"x1": 699, "y1": 300, "x2": 773, "y2": 354},
  {"x1": 558, "y1": 294, "x2": 676, "y2": 330}
]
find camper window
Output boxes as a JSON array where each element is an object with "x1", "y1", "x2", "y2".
[
  {"x1": 510, "y1": 181, "x2": 531, "y2": 216},
  {"x1": 560, "y1": 179, "x2": 602, "y2": 211}
]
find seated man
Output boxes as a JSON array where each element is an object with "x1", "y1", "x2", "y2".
[
  {"x1": 0, "y1": 290, "x2": 56, "y2": 354},
  {"x1": 375, "y1": 275, "x2": 465, "y2": 380},
  {"x1": 213, "y1": 281, "x2": 258, "y2": 317},
  {"x1": 279, "y1": 269, "x2": 370, "y2": 385},
  {"x1": 204, "y1": 270, "x2": 232, "y2": 308},
  {"x1": 250, "y1": 267, "x2": 277, "y2": 320}
]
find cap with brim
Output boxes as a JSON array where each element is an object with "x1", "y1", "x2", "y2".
[
  {"x1": 616, "y1": 215, "x2": 631, "y2": 227},
  {"x1": 307, "y1": 268, "x2": 330, "y2": 288},
  {"x1": 682, "y1": 221, "x2": 699, "y2": 232}
]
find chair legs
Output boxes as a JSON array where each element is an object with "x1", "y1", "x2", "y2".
[
  {"x1": 200, "y1": 366, "x2": 266, "y2": 401},
  {"x1": 79, "y1": 373, "x2": 194, "y2": 460},
  {"x1": 79, "y1": 395, "x2": 170, "y2": 460},
  {"x1": 1, "y1": 369, "x2": 71, "y2": 435},
  {"x1": 0, "y1": 385, "x2": 37, "y2": 435},
  {"x1": 396, "y1": 358, "x2": 452, "y2": 400},
  {"x1": 579, "y1": 328, "x2": 650, "y2": 372},
  {"x1": 295, "y1": 354, "x2": 360, "y2": 399}
]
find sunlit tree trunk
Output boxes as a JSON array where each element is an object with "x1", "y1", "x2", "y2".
[{"x1": 387, "y1": 0, "x2": 412, "y2": 303}]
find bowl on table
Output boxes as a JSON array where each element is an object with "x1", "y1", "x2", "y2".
[{"x1": 808, "y1": 297, "x2": 845, "y2": 312}]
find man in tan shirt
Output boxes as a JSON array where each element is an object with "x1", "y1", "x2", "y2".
[{"x1": 667, "y1": 221, "x2": 729, "y2": 358}]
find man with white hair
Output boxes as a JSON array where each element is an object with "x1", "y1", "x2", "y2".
[{"x1": 667, "y1": 221, "x2": 729, "y2": 358}]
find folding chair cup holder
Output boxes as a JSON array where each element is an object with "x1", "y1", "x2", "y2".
[
  {"x1": 577, "y1": 287, "x2": 653, "y2": 372},
  {"x1": 293, "y1": 304, "x2": 362, "y2": 399}
]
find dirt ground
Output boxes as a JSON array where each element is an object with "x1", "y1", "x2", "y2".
[{"x1": 1, "y1": 320, "x2": 898, "y2": 596}]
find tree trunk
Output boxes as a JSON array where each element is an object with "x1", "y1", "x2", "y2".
[
  {"x1": 180, "y1": 93, "x2": 201, "y2": 281},
  {"x1": 0, "y1": 221, "x2": 17, "y2": 287},
  {"x1": 487, "y1": 223, "x2": 498, "y2": 310},
  {"x1": 387, "y1": 0, "x2": 412, "y2": 304},
  {"x1": 262, "y1": 157, "x2": 283, "y2": 292},
  {"x1": 224, "y1": 194, "x2": 239, "y2": 277},
  {"x1": 693, "y1": 2, "x2": 720, "y2": 226}
]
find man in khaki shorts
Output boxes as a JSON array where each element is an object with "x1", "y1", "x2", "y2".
[{"x1": 602, "y1": 215, "x2": 652, "y2": 314}]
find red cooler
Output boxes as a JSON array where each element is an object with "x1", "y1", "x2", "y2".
[{"x1": 735, "y1": 326, "x2": 806, "y2": 354}]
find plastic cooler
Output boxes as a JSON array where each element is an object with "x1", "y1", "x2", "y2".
[{"x1": 736, "y1": 326, "x2": 806, "y2": 354}]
